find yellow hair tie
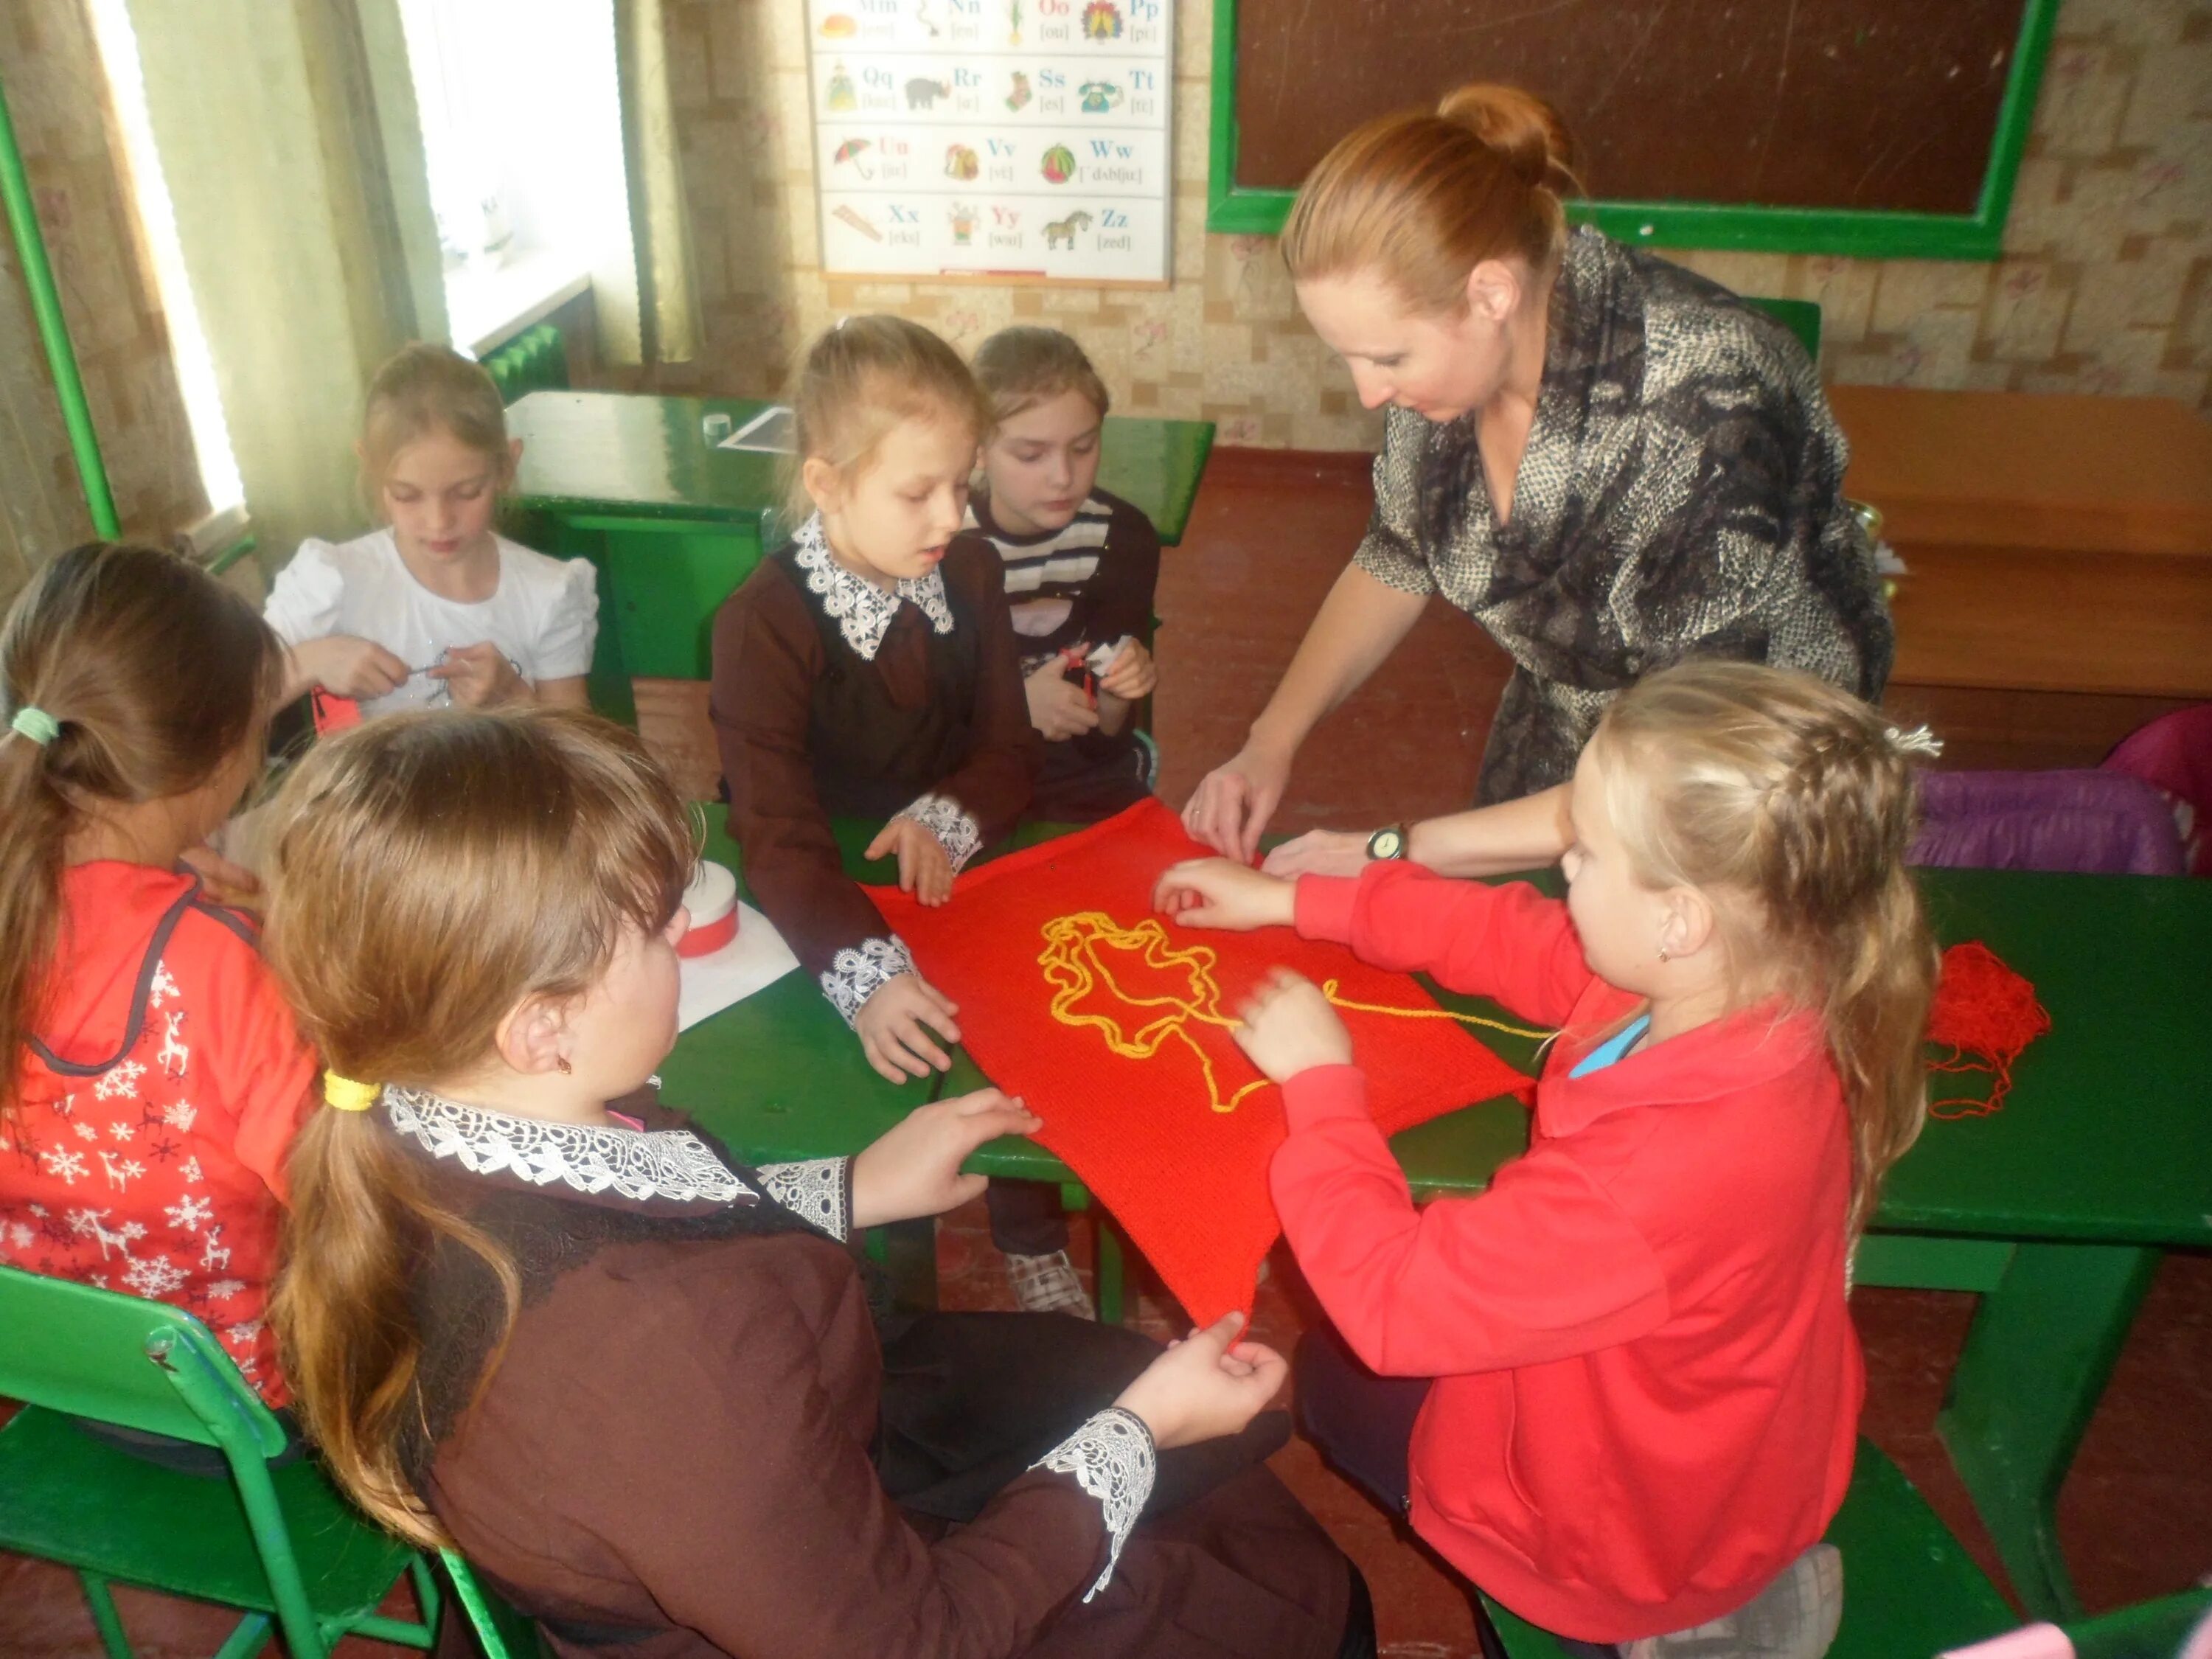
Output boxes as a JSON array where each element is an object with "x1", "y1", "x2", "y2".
[{"x1": 324, "y1": 1073, "x2": 380, "y2": 1113}]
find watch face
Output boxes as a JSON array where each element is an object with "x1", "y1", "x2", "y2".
[{"x1": 1368, "y1": 827, "x2": 1404, "y2": 860}]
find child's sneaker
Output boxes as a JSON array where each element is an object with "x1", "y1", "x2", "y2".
[
  {"x1": 1625, "y1": 1543, "x2": 1843, "y2": 1659},
  {"x1": 1006, "y1": 1250, "x2": 1095, "y2": 1318}
]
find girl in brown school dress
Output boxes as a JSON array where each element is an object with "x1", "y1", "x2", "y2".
[{"x1": 262, "y1": 708, "x2": 1368, "y2": 1659}]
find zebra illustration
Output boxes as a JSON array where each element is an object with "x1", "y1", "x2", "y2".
[{"x1": 1044, "y1": 210, "x2": 1093, "y2": 250}]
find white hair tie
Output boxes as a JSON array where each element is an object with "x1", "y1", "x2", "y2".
[{"x1": 1885, "y1": 724, "x2": 1943, "y2": 759}]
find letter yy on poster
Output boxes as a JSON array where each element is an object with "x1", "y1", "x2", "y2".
[{"x1": 809, "y1": 0, "x2": 1173, "y2": 285}]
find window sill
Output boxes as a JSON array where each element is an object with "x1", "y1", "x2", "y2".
[{"x1": 445, "y1": 247, "x2": 591, "y2": 358}]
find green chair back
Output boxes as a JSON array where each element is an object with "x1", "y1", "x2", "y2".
[
  {"x1": 1745, "y1": 296, "x2": 1823, "y2": 364},
  {"x1": 0, "y1": 1262, "x2": 289, "y2": 1461},
  {"x1": 481, "y1": 323, "x2": 570, "y2": 405},
  {"x1": 0, "y1": 1263, "x2": 437, "y2": 1659}
]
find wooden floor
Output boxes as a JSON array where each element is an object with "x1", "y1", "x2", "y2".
[{"x1": 4, "y1": 449, "x2": 2207, "y2": 1657}]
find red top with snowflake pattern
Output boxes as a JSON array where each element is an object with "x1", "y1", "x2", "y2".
[{"x1": 1, "y1": 863, "x2": 319, "y2": 1404}]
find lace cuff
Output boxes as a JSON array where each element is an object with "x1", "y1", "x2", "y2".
[
  {"x1": 1029, "y1": 1406, "x2": 1155, "y2": 1601},
  {"x1": 757, "y1": 1158, "x2": 851, "y2": 1242},
  {"x1": 896, "y1": 792, "x2": 983, "y2": 873},
  {"x1": 818, "y1": 935, "x2": 915, "y2": 1026}
]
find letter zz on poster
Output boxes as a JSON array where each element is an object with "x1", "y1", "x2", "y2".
[{"x1": 810, "y1": 0, "x2": 1173, "y2": 285}]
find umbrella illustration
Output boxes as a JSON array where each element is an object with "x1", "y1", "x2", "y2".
[{"x1": 832, "y1": 138, "x2": 874, "y2": 179}]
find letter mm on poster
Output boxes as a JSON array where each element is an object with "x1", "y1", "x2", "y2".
[{"x1": 809, "y1": 0, "x2": 1173, "y2": 285}]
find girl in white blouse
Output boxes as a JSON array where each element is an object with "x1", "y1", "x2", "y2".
[{"x1": 265, "y1": 343, "x2": 597, "y2": 718}]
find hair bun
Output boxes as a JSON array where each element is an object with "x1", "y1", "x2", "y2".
[{"x1": 1435, "y1": 83, "x2": 1581, "y2": 197}]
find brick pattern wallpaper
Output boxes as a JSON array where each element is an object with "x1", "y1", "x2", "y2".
[{"x1": 632, "y1": 0, "x2": 2209, "y2": 445}]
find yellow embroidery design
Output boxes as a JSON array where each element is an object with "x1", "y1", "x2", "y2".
[{"x1": 1037, "y1": 911, "x2": 1551, "y2": 1114}]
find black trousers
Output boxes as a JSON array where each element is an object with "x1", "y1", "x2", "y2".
[{"x1": 1294, "y1": 1324, "x2": 1619, "y2": 1659}]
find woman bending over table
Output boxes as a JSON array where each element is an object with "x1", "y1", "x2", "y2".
[{"x1": 1185, "y1": 83, "x2": 1893, "y2": 879}]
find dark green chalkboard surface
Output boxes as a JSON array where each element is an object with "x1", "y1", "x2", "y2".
[{"x1": 1208, "y1": 0, "x2": 2057, "y2": 260}]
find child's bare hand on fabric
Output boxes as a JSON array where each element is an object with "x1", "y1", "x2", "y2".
[
  {"x1": 855, "y1": 970, "x2": 961, "y2": 1082},
  {"x1": 427, "y1": 641, "x2": 527, "y2": 708},
  {"x1": 1231, "y1": 967, "x2": 1352, "y2": 1081},
  {"x1": 297, "y1": 634, "x2": 409, "y2": 700},
  {"x1": 852, "y1": 1088, "x2": 1043, "y2": 1226},
  {"x1": 865, "y1": 816, "x2": 956, "y2": 905},
  {"x1": 1153, "y1": 858, "x2": 1296, "y2": 931},
  {"x1": 181, "y1": 844, "x2": 261, "y2": 908},
  {"x1": 1113, "y1": 1312, "x2": 1288, "y2": 1450},
  {"x1": 1026, "y1": 659, "x2": 1101, "y2": 741},
  {"x1": 1097, "y1": 638, "x2": 1157, "y2": 702}
]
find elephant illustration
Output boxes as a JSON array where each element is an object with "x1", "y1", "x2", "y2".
[{"x1": 904, "y1": 77, "x2": 952, "y2": 110}]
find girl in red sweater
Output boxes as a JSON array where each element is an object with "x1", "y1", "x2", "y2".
[
  {"x1": 1155, "y1": 661, "x2": 1940, "y2": 1658},
  {"x1": 1, "y1": 543, "x2": 315, "y2": 1427}
]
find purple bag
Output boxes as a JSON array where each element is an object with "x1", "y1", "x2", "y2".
[{"x1": 1910, "y1": 770, "x2": 2185, "y2": 877}]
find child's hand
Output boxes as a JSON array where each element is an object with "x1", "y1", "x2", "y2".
[
  {"x1": 299, "y1": 634, "x2": 409, "y2": 700},
  {"x1": 855, "y1": 970, "x2": 961, "y2": 1082},
  {"x1": 1026, "y1": 658, "x2": 1101, "y2": 741},
  {"x1": 181, "y1": 844, "x2": 261, "y2": 908},
  {"x1": 1153, "y1": 858, "x2": 1296, "y2": 931},
  {"x1": 1112, "y1": 1312, "x2": 1288, "y2": 1450},
  {"x1": 1231, "y1": 968, "x2": 1352, "y2": 1082},
  {"x1": 865, "y1": 816, "x2": 956, "y2": 905},
  {"x1": 851, "y1": 1088, "x2": 1043, "y2": 1228},
  {"x1": 428, "y1": 642, "x2": 527, "y2": 708},
  {"x1": 1098, "y1": 638, "x2": 1157, "y2": 702}
]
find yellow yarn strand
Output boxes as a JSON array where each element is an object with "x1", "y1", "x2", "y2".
[{"x1": 1037, "y1": 911, "x2": 1549, "y2": 1114}]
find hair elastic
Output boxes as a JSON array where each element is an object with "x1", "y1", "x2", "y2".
[
  {"x1": 9, "y1": 706, "x2": 59, "y2": 745},
  {"x1": 324, "y1": 1073, "x2": 380, "y2": 1112},
  {"x1": 1885, "y1": 724, "x2": 1943, "y2": 759}
]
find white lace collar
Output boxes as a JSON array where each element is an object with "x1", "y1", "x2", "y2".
[
  {"x1": 382, "y1": 1087, "x2": 756, "y2": 1206},
  {"x1": 790, "y1": 512, "x2": 955, "y2": 661}
]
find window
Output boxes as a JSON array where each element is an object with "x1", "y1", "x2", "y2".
[{"x1": 396, "y1": 0, "x2": 629, "y2": 355}]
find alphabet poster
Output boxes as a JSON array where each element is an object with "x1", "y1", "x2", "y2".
[{"x1": 807, "y1": 0, "x2": 1174, "y2": 284}]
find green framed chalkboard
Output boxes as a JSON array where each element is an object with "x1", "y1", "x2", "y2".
[{"x1": 1206, "y1": 0, "x2": 2059, "y2": 261}]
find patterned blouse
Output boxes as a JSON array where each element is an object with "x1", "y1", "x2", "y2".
[{"x1": 1354, "y1": 226, "x2": 1895, "y2": 803}]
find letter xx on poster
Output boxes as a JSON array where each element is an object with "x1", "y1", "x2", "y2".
[{"x1": 809, "y1": 0, "x2": 1173, "y2": 284}]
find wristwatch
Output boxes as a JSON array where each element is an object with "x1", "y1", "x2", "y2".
[{"x1": 1366, "y1": 823, "x2": 1411, "y2": 862}]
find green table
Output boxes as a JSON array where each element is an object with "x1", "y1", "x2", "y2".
[
  {"x1": 502, "y1": 391, "x2": 1214, "y2": 719},
  {"x1": 667, "y1": 812, "x2": 2212, "y2": 1621}
]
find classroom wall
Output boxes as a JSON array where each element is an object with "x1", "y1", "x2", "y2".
[
  {"x1": 0, "y1": 0, "x2": 209, "y2": 588},
  {"x1": 625, "y1": 0, "x2": 2207, "y2": 447}
]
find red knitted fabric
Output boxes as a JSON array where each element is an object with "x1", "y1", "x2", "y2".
[
  {"x1": 870, "y1": 800, "x2": 1534, "y2": 1322},
  {"x1": 1925, "y1": 940, "x2": 2050, "y2": 1120}
]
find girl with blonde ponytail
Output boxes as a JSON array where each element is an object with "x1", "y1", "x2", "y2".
[
  {"x1": 262, "y1": 706, "x2": 1366, "y2": 1657},
  {"x1": 1, "y1": 543, "x2": 315, "y2": 1425},
  {"x1": 1158, "y1": 661, "x2": 1940, "y2": 1655},
  {"x1": 1189, "y1": 81, "x2": 1893, "y2": 894}
]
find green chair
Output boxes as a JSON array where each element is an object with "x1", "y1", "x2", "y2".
[
  {"x1": 481, "y1": 323, "x2": 570, "y2": 405},
  {"x1": 0, "y1": 1263, "x2": 438, "y2": 1659},
  {"x1": 441, "y1": 1548, "x2": 548, "y2": 1659},
  {"x1": 1480, "y1": 1440, "x2": 2014, "y2": 1658}
]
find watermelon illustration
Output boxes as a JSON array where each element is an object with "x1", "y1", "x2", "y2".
[{"x1": 1040, "y1": 144, "x2": 1076, "y2": 184}]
